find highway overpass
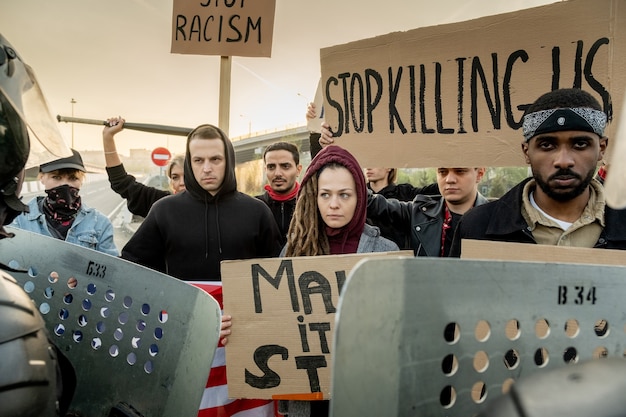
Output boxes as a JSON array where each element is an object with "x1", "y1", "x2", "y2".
[
  {"x1": 231, "y1": 125, "x2": 311, "y2": 164},
  {"x1": 24, "y1": 124, "x2": 313, "y2": 179}
]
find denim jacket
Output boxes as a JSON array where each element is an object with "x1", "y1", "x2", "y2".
[{"x1": 11, "y1": 197, "x2": 119, "y2": 256}]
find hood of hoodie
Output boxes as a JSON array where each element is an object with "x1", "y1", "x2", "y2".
[
  {"x1": 301, "y1": 145, "x2": 367, "y2": 241},
  {"x1": 183, "y1": 124, "x2": 237, "y2": 202}
]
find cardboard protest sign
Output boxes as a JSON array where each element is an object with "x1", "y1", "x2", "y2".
[
  {"x1": 320, "y1": 0, "x2": 626, "y2": 168},
  {"x1": 307, "y1": 78, "x2": 325, "y2": 132},
  {"x1": 461, "y1": 239, "x2": 626, "y2": 266},
  {"x1": 605, "y1": 93, "x2": 626, "y2": 209},
  {"x1": 171, "y1": 0, "x2": 276, "y2": 57},
  {"x1": 221, "y1": 251, "x2": 412, "y2": 399}
]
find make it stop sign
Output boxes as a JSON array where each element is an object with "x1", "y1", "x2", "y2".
[{"x1": 151, "y1": 147, "x2": 172, "y2": 167}]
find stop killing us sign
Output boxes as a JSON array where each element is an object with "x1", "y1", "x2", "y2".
[{"x1": 320, "y1": 0, "x2": 625, "y2": 169}]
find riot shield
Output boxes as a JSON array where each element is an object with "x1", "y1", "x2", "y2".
[
  {"x1": 0, "y1": 227, "x2": 221, "y2": 417},
  {"x1": 331, "y1": 257, "x2": 626, "y2": 417}
]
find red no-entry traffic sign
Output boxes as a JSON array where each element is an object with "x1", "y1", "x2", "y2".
[{"x1": 151, "y1": 147, "x2": 172, "y2": 167}]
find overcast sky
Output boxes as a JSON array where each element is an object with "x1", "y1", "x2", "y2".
[{"x1": 1, "y1": 0, "x2": 556, "y2": 156}]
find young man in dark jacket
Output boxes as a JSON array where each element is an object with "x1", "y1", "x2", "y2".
[
  {"x1": 368, "y1": 167, "x2": 488, "y2": 257},
  {"x1": 450, "y1": 88, "x2": 626, "y2": 257},
  {"x1": 365, "y1": 167, "x2": 439, "y2": 249},
  {"x1": 255, "y1": 141, "x2": 302, "y2": 245},
  {"x1": 121, "y1": 124, "x2": 282, "y2": 281}
]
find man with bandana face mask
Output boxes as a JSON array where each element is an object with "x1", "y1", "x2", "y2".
[
  {"x1": 450, "y1": 88, "x2": 626, "y2": 256},
  {"x1": 11, "y1": 148, "x2": 119, "y2": 256}
]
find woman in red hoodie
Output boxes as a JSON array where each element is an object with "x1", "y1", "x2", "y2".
[
  {"x1": 277, "y1": 144, "x2": 398, "y2": 417},
  {"x1": 282, "y1": 144, "x2": 398, "y2": 257},
  {"x1": 221, "y1": 145, "x2": 398, "y2": 417}
]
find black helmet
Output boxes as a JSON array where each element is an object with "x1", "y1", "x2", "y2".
[
  {"x1": 0, "y1": 270, "x2": 62, "y2": 416},
  {"x1": 0, "y1": 33, "x2": 71, "y2": 230}
]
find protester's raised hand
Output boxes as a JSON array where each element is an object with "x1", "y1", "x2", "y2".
[
  {"x1": 319, "y1": 122, "x2": 335, "y2": 148},
  {"x1": 103, "y1": 116, "x2": 125, "y2": 136},
  {"x1": 306, "y1": 102, "x2": 317, "y2": 121}
]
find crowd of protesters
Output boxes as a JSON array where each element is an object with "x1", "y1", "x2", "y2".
[{"x1": 12, "y1": 87, "x2": 620, "y2": 417}]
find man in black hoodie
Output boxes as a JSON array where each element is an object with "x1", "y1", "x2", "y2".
[{"x1": 121, "y1": 124, "x2": 282, "y2": 281}]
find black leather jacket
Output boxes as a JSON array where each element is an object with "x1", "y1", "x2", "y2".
[
  {"x1": 367, "y1": 182, "x2": 439, "y2": 250},
  {"x1": 368, "y1": 192, "x2": 489, "y2": 257}
]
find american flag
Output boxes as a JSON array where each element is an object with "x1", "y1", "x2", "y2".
[{"x1": 191, "y1": 282, "x2": 279, "y2": 417}]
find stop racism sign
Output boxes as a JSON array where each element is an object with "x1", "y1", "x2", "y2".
[{"x1": 151, "y1": 147, "x2": 172, "y2": 167}]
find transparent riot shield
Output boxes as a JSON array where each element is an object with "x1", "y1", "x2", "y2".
[{"x1": 1, "y1": 227, "x2": 221, "y2": 417}]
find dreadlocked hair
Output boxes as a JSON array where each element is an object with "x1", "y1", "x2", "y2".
[{"x1": 285, "y1": 173, "x2": 330, "y2": 256}]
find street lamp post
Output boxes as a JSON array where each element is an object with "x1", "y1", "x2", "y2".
[
  {"x1": 70, "y1": 98, "x2": 76, "y2": 149},
  {"x1": 239, "y1": 114, "x2": 252, "y2": 136},
  {"x1": 297, "y1": 92, "x2": 309, "y2": 105}
]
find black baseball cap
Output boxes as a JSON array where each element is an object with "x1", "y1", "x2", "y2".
[{"x1": 39, "y1": 148, "x2": 85, "y2": 173}]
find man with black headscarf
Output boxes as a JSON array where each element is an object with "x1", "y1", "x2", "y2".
[{"x1": 450, "y1": 88, "x2": 626, "y2": 256}]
